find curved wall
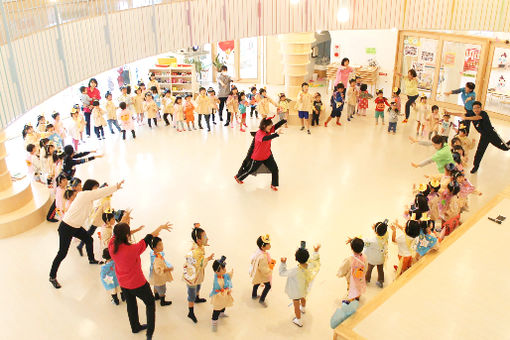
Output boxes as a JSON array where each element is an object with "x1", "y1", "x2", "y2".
[{"x1": 1, "y1": 0, "x2": 509, "y2": 128}]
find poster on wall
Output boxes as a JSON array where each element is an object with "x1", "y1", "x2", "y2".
[
  {"x1": 444, "y1": 52, "x2": 456, "y2": 66},
  {"x1": 404, "y1": 45, "x2": 418, "y2": 56},
  {"x1": 463, "y1": 48, "x2": 480, "y2": 72},
  {"x1": 421, "y1": 50, "x2": 434, "y2": 63},
  {"x1": 412, "y1": 61, "x2": 424, "y2": 73}
]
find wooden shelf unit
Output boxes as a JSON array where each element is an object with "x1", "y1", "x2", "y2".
[{"x1": 149, "y1": 66, "x2": 197, "y2": 96}]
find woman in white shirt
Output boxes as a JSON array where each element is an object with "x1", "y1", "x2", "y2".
[{"x1": 49, "y1": 179, "x2": 124, "y2": 289}]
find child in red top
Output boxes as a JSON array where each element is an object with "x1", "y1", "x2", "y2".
[
  {"x1": 184, "y1": 94, "x2": 196, "y2": 130},
  {"x1": 374, "y1": 90, "x2": 390, "y2": 125},
  {"x1": 357, "y1": 84, "x2": 373, "y2": 116}
]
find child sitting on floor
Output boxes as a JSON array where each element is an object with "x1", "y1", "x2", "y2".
[
  {"x1": 149, "y1": 237, "x2": 174, "y2": 306},
  {"x1": 337, "y1": 237, "x2": 367, "y2": 303},
  {"x1": 279, "y1": 242, "x2": 321, "y2": 327}
]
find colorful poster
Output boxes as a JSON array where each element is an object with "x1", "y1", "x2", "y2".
[
  {"x1": 366, "y1": 47, "x2": 376, "y2": 55},
  {"x1": 444, "y1": 52, "x2": 456, "y2": 65},
  {"x1": 404, "y1": 45, "x2": 418, "y2": 56},
  {"x1": 463, "y1": 48, "x2": 480, "y2": 72}
]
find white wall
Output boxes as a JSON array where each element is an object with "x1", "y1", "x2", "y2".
[{"x1": 329, "y1": 29, "x2": 398, "y2": 95}]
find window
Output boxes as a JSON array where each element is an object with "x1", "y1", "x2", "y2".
[
  {"x1": 485, "y1": 47, "x2": 510, "y2": 116},
  {"x1": 216, "y1": 41, "x2": 236, "y2": 78},
  {"x1": 401, "y1": 36, "x2": 438, "y2": 96},
  {"x1": 239, "y1": 37, "x2": 258, "y2": 79},
  {"x1": 436, "y1": 42, "x2": 481, "y2": 106}
]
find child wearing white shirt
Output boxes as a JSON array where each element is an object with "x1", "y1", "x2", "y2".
[
  {"x1": 391, "y1": 219, "x2": 420, "y2": 278},
  {"x1": 364, "y1": 221, "x2": 388, "y2": 288}
]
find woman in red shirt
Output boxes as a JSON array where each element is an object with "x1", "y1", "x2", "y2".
[
  {"x1": 109, "y1": 219, "x2": 172, "y2": 340},
  {"x1": 235, "y1": 118, "x2": 286, "y2": 191},
  {"x1": 85, "y1": 78, "x2": 101, "y2": 137}
]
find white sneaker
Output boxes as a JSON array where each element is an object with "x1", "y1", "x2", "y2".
[
  {"x1": 219, "y1": 312, "x2": 229, "y2": 318},
  {"x1": 300, "y1": 306, "x2": 306, "y2": 314},
  {"x1": 292, "y1": 317, "x2": 303, "y2": 327}
]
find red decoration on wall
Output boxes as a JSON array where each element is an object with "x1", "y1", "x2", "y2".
[
  {"x1": 334, "y1": 52, "x2": 339, "y2": 57},
  {"x1": 463, "y1": 48, "x2": 480, "y2": 72},
  {"x1": 218, "y1": 40, "x2": 235, "y2": 55}
]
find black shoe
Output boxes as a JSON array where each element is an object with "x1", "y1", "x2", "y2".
[
  {"x1": 154, "y1": 292, "x2": 161, "y2": 300},
  {"x1": 47, "y1": 218, "x2": 59, "y2": 223},
  {"x1": 160, "y1": 299, "x2": 172, "y2": 306},
  {"x1": 195, "y1": 297, "x2": 207, "y2": 303},
  {"x1": 213, "y1": 121, "x2": 217, "y2": 125},
  {"x1": 199, "y1": 126, "x2": 203, "y2": 129},
  {"x1": 49, "y1": 277, "x2": 61, "y2": 289},
  {"x1": 470, "y1": 166, "x2": 479, "y2": 174},
  {"x1": 187, "y1": 312, "x2": 198, "y2": 323},
  {"x1": 112, "y1": 295, "x2": 120, "y2": 305},
  {"x1": 133, "y1": 324, "x2": 148, "y2": 334},
  {"x1": 89, "y1": 260, "x2": 104, "y2": 265},
  {"x1": 224, "y1": 123, "x2": 229, "y2": 127},
  {"x1": 77, "y1": 246, "x2": 83, "y2": 257},
  {"x1": 120, "y1": 291, "x2": 126, "y2": 301}
]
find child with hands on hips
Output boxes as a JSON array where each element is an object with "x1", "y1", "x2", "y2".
[
  {"x1": 279, "y1": 242, "x2": 321, "y2": 328},
  {"x1": 249, "y1": 234, "x2": 276, "y2": 307},
  {"x1": 210, "y1": 256, "x2": 234, "y2": 332},
  {"x1": 183, "y1": 223, "x2": 214, "y2": 323}
]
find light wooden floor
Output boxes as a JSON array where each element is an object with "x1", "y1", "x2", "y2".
[{"x1": 2, "y1": 108, "x2": 510, "y2": 340}]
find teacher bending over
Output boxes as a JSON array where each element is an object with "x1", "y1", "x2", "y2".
[
  {"x1": 49, "y1": 179, "x2": 124, "y2": 289},
  {"x1": 110, "y1": 221, "x2": 172, "y2": 340}
]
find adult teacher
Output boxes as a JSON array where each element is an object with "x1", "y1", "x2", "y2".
[
  {"x1": 234, "y1": 118, "x2": 286, "y2": 191},
  {"x1": 217, "y1": 65, "x2": 232, "y2": 122},
  {"x1": 86, "y1": 78, "x2": 101, "y2": 137},
  {"x1": 444, "y1": 81, "x2": 476, "y2": 134},
  {"x1": 446, "y1": 101, "x2": 510, "y2": 173},
  {"x1": 49, "y1": 179, "x2": 123, "y2": 289},
  {"x1": 109, "y1": 220, "x2": 172, "y2": 340},
  {"x1": 395, "y1": 69, "x2": 419, "y2": 123},
  {"x1": 334, "y1": 58, "x2": 354, "y2": 87}
]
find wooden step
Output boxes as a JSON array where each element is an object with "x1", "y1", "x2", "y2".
[
  {"x1": 0, "y1": 182, "x2": 51, "y2": 238},
  {"x1": 0, "y1": 178, "x2": 34, "y2": 214}
]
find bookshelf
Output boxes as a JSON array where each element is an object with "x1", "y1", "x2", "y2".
[{"x1": 149, "y1": 65, "x2": 197, "y2": 96}]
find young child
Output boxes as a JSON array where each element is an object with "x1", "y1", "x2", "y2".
[
  {"x1": 364, "y1": 221, "x2": 388, "y2": 288},
  {"x1": 337, "y1": 237, "x2": 366, "y2": 303},
  {"x1": 46, "y1": 123, "x2": 63, "y2": 151},
  {"x1": 149, "y1": 237, "x2": 174, "y2": 306},
  {"x1": 387, "y1": 102, "x2": 401, "y2": 133},
  {"x1": 52, "y1": 174, "x2": 68, "y2": 221},
  {"x1": 415, "y1": 216, "x2": 439, "y2": 259},
  {"x1": 144, "y1": 92, "x2": 159, "y2": 128},
  {"x1": 426, "y1": 105, "x2": 440, "y2": 140},
  {"x1": 392, "y1": 88, "x2": 401, "y2": 113},
  {"x1": 357, "y1": 84, "x2": 373, "y2": 116},
  {"x1": 68, "y1": 110, "x2": 82, "y2": 151},
  {"x1": 210, "y1": 256, "x2": 234, "y2": 332},
  {"x1": 225, "y1": 87, "x2": 239, "y2": 128},
  {"x1": 279, "y1": 242, "x2": 321, "y2": 327},
  {"x1": 133, "y1": 87, "x2": 145, "y2": 125},
  {"x1": 257, "y1": 88, "x2": 277, "y2": 120},
  {"x1": 249, "y1": 235, "x2": 276, "y2": 307},
  {"x1": 345, "y1": 79, "x2": 358, "y2": 121},
  {"x1": 311, "y1": 93, "x2": 323, "y2": 127},
  {"x1": 183, "y1": 94, "x2": 196, "y2": 130},
  {"x1": 173, "y1": 97, "x2": 186, "y2": 132},
  {"x1": 196, "y1": 87, "x2": 211, "y2": 131},
  {"x1": 105, "y1": 92, "x2": 121, "y2": 135},
  {"x1": 118, "y1": 102, "x2": 136, "y2": 140},
  {"x1": 455, "y1": 171, "x2": 482, "y2": 212},
  {"x1": 439, "y1": 113, "x2": 455, "y2": 142},
  {"x1": 91, "y1": 101, "x2": 106, "y2": 140},
  {"x1": 51, "y1": 112, "x2": 66, "y2": 141},
  {"x1": 79, "y1": 86, "x2": 92, "y2": 137},
  {"x1": 391, "y1": 219, "x2": 420, "y2": 277},
  {"x1": 415, "y1": 95, "x2": 428, "y2": 136},
  {"x1": 296, "y1": 82, "x2": 313, "y2": 134},
  {"x1": 247, "y1": 86, "x2": 259, "y2": 118},
  {"x1": 26, "y1": 144, "x2": 42, "y2": 183},
  {"x1": 427, "y1": 180, "x2": 442, "y2": 224},
  {"x1": 183, "y1": 223, "x2": 214, "y2": 323},
  {"x1": 374, "y1": 90, "x2": 390, "y2": 125},
  {"x1": 278, "y1": 93, "x2": 291, "y2": 128},
  {"x1": 325, "y1": 83, "x2": 344, "y2": 127},
  {"x1": 238, "y1": 92, "x2": 249, "y2": 132},
  {"x1": 151, "y1": 86, "x2": 161, "y2": 110},
  {"x1": 455, "y1": 124, "x2": 476, "y2": 151},
  {"x1": 207, "y1": 88, "x2": 219, "y2": 125},
  {"x1": 100, "y1": 248, "x2": 123, "y2": 305}
]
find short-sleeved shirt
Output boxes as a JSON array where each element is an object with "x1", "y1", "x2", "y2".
[
  {"x1": 465, "y1": 110, "x2": 492, "y2": 134},
  {"x1": 404, "y1": 78, "x2": 419, "y2": 96},
  {"x1": 451, "y1": 88, "x2": 476, "y2": 111}
]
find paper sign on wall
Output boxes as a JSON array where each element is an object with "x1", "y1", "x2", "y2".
[
  {"x1": 444, "y1": 52, "x2": 455, "y2": 65},
  {"x1": 366, "y1": 47, "x2": 376, "y2": 55},
  {"x1": 463, "y1": 48, "x2": 480, "y2": 72}
]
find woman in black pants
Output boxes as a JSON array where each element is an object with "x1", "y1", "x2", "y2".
[
  {"x1": 49, "y1": 180, "x2": 123, "y2": 289},
  {"x1": 109, "y1": 220, "x2": 172, "y2": 340},
  {"x1": 395, "y1": 69, "x2": 419, "y2": 123},
  {"x1": 235, "y1": 118, "x2": 286, "y2": 191}
]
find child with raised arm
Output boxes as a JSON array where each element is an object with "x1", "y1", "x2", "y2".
[
  {"x1": 279, "y1": 242, "x2": 321, "y2": 327},
  {"x1": 364, "y1": 221, "x2": 388, "y2": 288},
  {"x1": 390, "y1": 219, "x2": 420, "y2": 278},
  {"x1": 337, "y1": 237, "x2": 366, "y2": 303},
  {"x1": 210, "y1": 256, "x2": 234, "y2": 332},
  {"x1": 149, "y1": 237, "x2": 174, "y2": 306}
]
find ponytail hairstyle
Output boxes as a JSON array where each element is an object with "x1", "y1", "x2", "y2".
[
  {"x1": 374, "y1": 221, "x2": 388, "y2": 237},
  {"x1": 113, "y1": 223, "x2": 131, "y2": 254},
  {"x1": 22, "y1": 125, "x2": 31, "y2": 139},
  {"x1": 102, "y1": 210, "x2": 115, "y2": 224},
  {"x1": 52, "y1": 112, "x2": 60, "y2": 120},
  {"x1": 447, "y1": 181, "x2": 461, "y2": 195},
  {"x1": 82, "y1": 179, "x2": 99, "y2": 191},
  {"x1": 238, "y1": 91, "x2": 245, "y2": 102},
  {"x1": 63, "y1": 189, "x2": 75, "y2": 200},
  {"x1": 151, "y1": 236, "x2": 162, "y2": 250},
  {"x1": 191, "y1": 223, "x2": 205, "y2": 244},
  {"x1": 256, "y1": 234, "x2": 271, "y2": 250},
  {"x1": 39, "y1": 138, "x2": 49, "y2": 148},
  {"x1": 259, "y1": 118, "x2": 273, "y2": 131},
  {"x1": 405, "y1": 220, "x2": 421, "y2": 238},
  {"x1": 55, "y1": 173, "x2": 67, "y2": 187}
]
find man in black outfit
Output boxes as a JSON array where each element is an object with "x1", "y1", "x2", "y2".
[{"x1": 449, "y1": 101, "x2": 510, "y2": 173}]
